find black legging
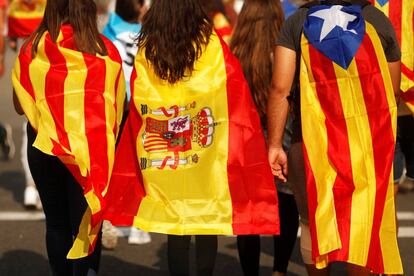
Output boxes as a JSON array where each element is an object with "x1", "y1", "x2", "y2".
[
  {"x1": 237, "y1": 192, "x2": 299, "y2": 275},
  {"x1": 167, "y1": 235, "x2": 218, "y2": 276},
  {"x1": 27, "y1": 124, "x2": 102, "y2": 276}
]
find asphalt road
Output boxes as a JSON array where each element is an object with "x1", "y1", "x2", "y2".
[{"x1": 0, "y1": 47, "x2": 413, "y2": 276}]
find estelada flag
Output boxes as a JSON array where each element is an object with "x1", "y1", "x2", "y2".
[
  {"x1": 300, "y1": 4, "x2": 402, "y2": 274},
  {"x1": 8, "y1": 0, "x2": 46, "y2": 38},
  {"x1": 104, "y1": 32, "x2": 280, "y2": 236},
  {"x1": 12, "y1": 25, "x2": 125, "y2": 258},
  {"x1": 369, "y1": 0, "x2": 414, "y2": 112}
]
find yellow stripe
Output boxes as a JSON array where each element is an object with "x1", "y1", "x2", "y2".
[
  {"x1": 29, "y1": 34, "x2": 59, "y2": 154},
  {"x1": 367, "y1": 23, "x2": 397, "y2": 137},
  {"x1": 367, "y1": 23, "x2": 403, "y2": 274},
  {"x1": 132, "y1": 32, "x2": 233, "y2": 235},
  {"x1": 332, "y1": 59, "x2": 375, "y2": 267},
  {"x1": 379, "y1": 174, "x2": 403, "y2": 274},
  {"x1": 300, "y1": 35, "x2": 341, "y2": 263},
  {"x1": 8, "y1": 0, "x2": 45, "y2": 19},
  {"x1": 59, "y1": 34, "x2": 91, "y2": 177},
  {"x1": 374, "y1": 1, "x2": 389, "y2": 15},
  {"x1": 400, "y1": 1, "x2": 414, "y2": 92}
]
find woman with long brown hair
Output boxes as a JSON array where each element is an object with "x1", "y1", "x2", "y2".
[
  {"x1": 230, "y1": 1, "x2": 296, "y2": 276},
  {"x1": 104, "y1": 0, "x2": 280, "y2": 275},
  {"x1": 12, "y1": 0, "x2": 125, "y2": 275}
]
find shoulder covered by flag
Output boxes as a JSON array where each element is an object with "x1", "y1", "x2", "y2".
[
  {"x1": 300, "y1": 3, "x2": 402, "y2": 274},
  {"x1": 12, "y1": 25, "x2": 126, "y2": 259},
  {"x1": 104, "y1": 31, "x2": 280, "y2": 236}
]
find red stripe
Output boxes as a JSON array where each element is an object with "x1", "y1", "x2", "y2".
[
  {"x1": 401, "y1": 88, "x2": 414, "y2": 102},
  {"x1": 356, "y1": 35, "x2": 396, "y2": 273},
  {"x1": 308, "y1": 44, "x2": 355, "y2": 263},
  {"x1": 104, "y1": 68, "x2": 145, "y2": 226},
  {"x1": 18, "y1": 41, "x2": 35, "y2": 101},
  {"x1": 83, "y1": 53, "x2": 109, "y2": 196},
  {"x1": 219, "y1": 36, "x2": 279, "y2": 235},
  {"x1": 302, "y1": 145, "x2": 321, "y2": 257},
  {"x1": 388, "y1": 0, "x2": 402, "y2": 46},
  {"x1": 7, "y1": 17, "x2": 42, "y2": 38},
  {"x1": 44, "y1": 33, "x2": 71, "y2": 152}
]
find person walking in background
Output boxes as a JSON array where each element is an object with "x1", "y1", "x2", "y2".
[
  {"x1": 0, "y1": 0, "x2": 16, "y2": 162},
  {"x1": 102, "y1": 0, "x2": 151, "y2": 249},
  {"x1": 230, "y1": 1, "x2": 299, "y2": 275},
  {"x1": 12, "y1": 0, "x2": 125, "y2": 274},
  {"x1": 199, "y1": 0, "x2": 233, "y2": 44},
  {"x1": 268, "y1": 0, "x2": 402, "y2": 275},
  {"x1": 7, "y1": 0, "x2": 46, "y2": 209},
  {"x1": 103, "y1": 1, "x2": 280, "y2": 275}
]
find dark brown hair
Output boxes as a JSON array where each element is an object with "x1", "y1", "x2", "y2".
[
  {"x1": 27, "y1": 0, "x2": 107, "y2": 57},
  {"x1": 137, "y1": 0, "x2": 212, "y2": 84},
  {"x1": 116, "y1": 0, "x2": 144, "y2": 23},
  {"x1": 230, "y1": 0, "x2": 284, "y2": 121}
]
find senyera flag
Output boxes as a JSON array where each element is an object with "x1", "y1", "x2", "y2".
[
  {"x1": 369, "y1": 0, "x2": 414, "y2": 112},
  {"x1": 12, "y1": 25, "x2": 125, "y2": 258},
  {"x1": 300, "y1": 4, "x2": 402, "y2": 274},
  {"x1": 8, "y1": 0, "x2": 46, "y2": 38},
  {"x1": 104, "y1": 31, "x2": 280, "y2": 236}
]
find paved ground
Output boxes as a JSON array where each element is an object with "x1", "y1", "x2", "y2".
[{"x1": 1, "y1": 47, "x2": 413, "y2": 276}]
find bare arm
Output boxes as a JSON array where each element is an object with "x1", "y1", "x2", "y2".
[
  {"x1": 387, "y1": 60, "x2": 401, "y2": 99},
  {"x1": 267, "y1": 46, "x2": 296, "y2": 182}
]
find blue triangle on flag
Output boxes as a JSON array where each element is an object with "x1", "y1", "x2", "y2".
[
  {"x1": 304, "y1": 4, "x2": 365, "y2": 69},
  {"x1": 376, "y1": 0, "x2": 389, "y2": 6}
]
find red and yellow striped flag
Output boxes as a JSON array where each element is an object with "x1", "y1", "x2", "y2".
[
  {"x1": 301, "y1": 14, "x2": 402, "y2": 274},
  {"x1": 12, "y1": 25, "x2": 125, "y2": 258},
  {"x1": 8, "y1": 0, "x2": 46, "y2": 38},
  {"x1": 369, "y1": 0, "x2": 414, "y2": 112},
  {"x1": 104, "y1": 32, "x2": 280, "y2": 236}
]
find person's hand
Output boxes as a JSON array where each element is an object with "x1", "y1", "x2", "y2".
[{"x1": 268, "y1": 147, "x2": 288, "y2": 182}]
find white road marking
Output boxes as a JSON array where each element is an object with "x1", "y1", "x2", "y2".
[
  {"x1": 397, "y1": 211, "x2": 414, "y2": 221},
  {"x1": 0, "y1": 211, "x2": 44, "y2": 221}
]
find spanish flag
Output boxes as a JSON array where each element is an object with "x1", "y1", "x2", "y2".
[
  {"x1": 8, "y1": 0, "x2": 46, "y2": 38},
  {"x1": 369, "y1": 0, "x2": 414, "y2": 112},
  {"x1": 300, "y1": 4, "x2": 402, "y2": 274},
  {"x1": 104, "y1": 32, "x2": 280, "y2": 236},
  {"x1": 12, "y1": 25, "x2": 125, "y2": 258}
]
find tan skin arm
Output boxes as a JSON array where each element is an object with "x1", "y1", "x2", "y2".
[
  {"x1": 13, "y1": 89, "x2": 25, "y2": 115},
  {"x1": 387, "y1": 60, "x2": 401, "y2": 99},
  {"x1": 267, "y1": 46, "x2": 297, "y2": 182},
  {"x1": 0, "y1": 5, "x2": 6, "y2": 76}
]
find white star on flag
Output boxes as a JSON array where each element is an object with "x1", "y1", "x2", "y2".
[{"x1": 309, "y1": 5, "x2": 357, "y2": 41}]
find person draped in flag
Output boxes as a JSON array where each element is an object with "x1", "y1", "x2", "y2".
[
  {"x1": 368, "y1": 0, "x2": 414, "y2": 194},
  {"x1": 268, "y1": 0, "x2": 402, "y2": 275},
  {"x1": 11, "y1": 0, "x2": 125, "y2": 274},
  {"x1": 102, "y1": 0, "x2": 152, "y2": 248},
  {"x1": 229, "y1": 1, "x2": 296, "y2": 276},
  {"x1": 103, "y1": 0, "x2": 280, "y2": 275}
]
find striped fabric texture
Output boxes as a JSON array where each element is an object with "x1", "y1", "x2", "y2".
[
  {"x1": 12, "y1": 25, "x2": 125, "y2": 259},
  {"x1": 8, "y1": 0, "x2": 45, "y2": 38},
  {"x1": 104, "y1": 32, "x2": 280, "y2": 236},
  {"x1": 300, "y1": 19, "x2": 402, "y2": 274},
  {"x1": 369, "y1": 0, "x2": 414, "y2": 112}
]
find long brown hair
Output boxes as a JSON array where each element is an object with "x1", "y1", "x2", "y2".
[
  {"x1": 230, "y1": 0, "x2": 284, "y2": 121},
  {"x1": 27, "y1": 0, "x2": 107, "y2": 57},
  {"x1": 137, "y1": 0, "x2": 212, "y2": 84}
]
